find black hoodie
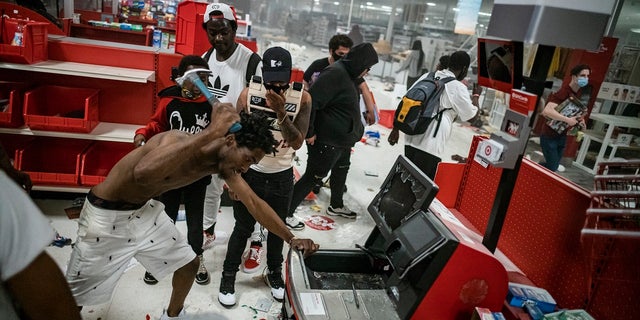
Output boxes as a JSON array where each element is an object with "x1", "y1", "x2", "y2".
[{"x1": 307, "y1": 42, "x2": 379, "y2": 147}]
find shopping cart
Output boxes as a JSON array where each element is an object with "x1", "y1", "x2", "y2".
[{"x1": 581, "y1": 160, "x2": 639, "y2": 315}]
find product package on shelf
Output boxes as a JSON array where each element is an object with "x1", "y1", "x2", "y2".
[
  {"x1": 80, "y1": 141, "x2": 134, "y2": 186},
  {"x1": 506, "y1": 282, "x2": 557, "y2": 313},
  {"x1": 471, "y1": 307, "x2": 507, "y2": 320},
  {"x1": 16, "y1": 137, "x2": 92, "y2": 185},
  {"x1": 0, "y1": 81, "x2": 30, "y2": 127},
  {"x1": 0, "y1": 18, "x2": 48, "y2": 64},
  {"x1": 23, "y1": 85, "x2": 100, "y2": 133}
]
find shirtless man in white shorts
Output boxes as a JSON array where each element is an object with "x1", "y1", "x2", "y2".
[{"x1": 65, "y1": 104, "x2": 319, "y2": 319}]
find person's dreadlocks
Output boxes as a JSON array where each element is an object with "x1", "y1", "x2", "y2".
[{"x1": 234, "y1": 111, "x2": 278, "y2": 156}]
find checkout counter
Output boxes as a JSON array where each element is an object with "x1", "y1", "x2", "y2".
[{"x1": 283, "y1": 155, "x2": 509, "y2": 320}]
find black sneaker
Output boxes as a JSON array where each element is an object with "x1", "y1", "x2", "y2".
[
  {"x1": 195, "y1": 255, "x2": 210, "y2": 285},
  {"x1": 218, "y1": 273, "x2": 237, "y2": 307},
  {"x1": 265, "y1": 269, "x2": 285, "y2": 302},
  {"x1": 327, "y1": 205, "x2": 357, "y2": 219},
  {"x1": 312, "y1": 183, "x2": 321, "y2": 194},
  {"x1": 143, "y1": 271, "x2": 158, "y2": 285}
]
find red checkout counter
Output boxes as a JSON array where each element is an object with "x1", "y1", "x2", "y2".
[{"x1": 283, "y1": 155, "x2": 508, "y2": 319}]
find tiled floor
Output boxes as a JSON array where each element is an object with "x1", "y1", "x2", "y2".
[{"x1": 31, "y1": 36, "x2": 596, "y2": 320}]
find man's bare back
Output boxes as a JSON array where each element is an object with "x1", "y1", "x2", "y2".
[{"x1": 92, "y1": 104, "x2": 239, "y2": 204}]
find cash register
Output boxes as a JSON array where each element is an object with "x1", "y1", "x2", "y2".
[{"x1": 283, "y1": 155, "x2": 508, "y2": 319}]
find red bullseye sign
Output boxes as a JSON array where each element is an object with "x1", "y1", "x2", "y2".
[
  {"x1": 304, "y1": 215, "x2": 336, "y2": 230},
  {"x1": 484, "y1": 145, "x2": 492, "y2": 156}
]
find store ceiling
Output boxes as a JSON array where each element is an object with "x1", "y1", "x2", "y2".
[{"x1": 354, "y1": 0, "x2": 638, "y2": 41}]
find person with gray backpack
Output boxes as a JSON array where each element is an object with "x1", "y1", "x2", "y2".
[{"x1": 388, "y1": 51, "x2": 479, "y2": 179}]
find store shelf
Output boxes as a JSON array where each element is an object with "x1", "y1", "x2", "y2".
[
  {"x1": 0, "y1": 60, "x2": 155, "y2": 83},
  {"x1": 33, "y1": 185, "x2": 89, "y2": 193},
  {"x1": 0, "y1": 122, "x2": 138, "y2": 143}
]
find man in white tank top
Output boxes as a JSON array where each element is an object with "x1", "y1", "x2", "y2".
[{"x1": 200, "y1": 3, "x2": 262, "y2": 256}]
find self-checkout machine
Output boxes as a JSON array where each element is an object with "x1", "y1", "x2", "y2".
[{"x1": 283, "y1": 154, "x2": 510, "y2": 320}]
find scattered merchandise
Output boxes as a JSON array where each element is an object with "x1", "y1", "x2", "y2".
[
  {"x1": 364, "y1": 170, "x2": 378, "y2": 177},
  {"x1": 472, "y1": 307, "x2": 507, "y2": 320},
  {"x1": 507, "y1": 282, "x2": 557, "y2": 313},
  {"x1": 542, "y1": 309, "x2": 595, "y2": 320},
  {"x1": 51, "y1": 232, "x2": 72, "y2": 247}
]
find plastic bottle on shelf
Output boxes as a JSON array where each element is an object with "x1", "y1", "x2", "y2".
[
  {"x1": 245, "y1": 14, "x2": 252, "y2": 37},
  {"x1": 11, "y1": 22, "x2": 25, "y2": 46},
  {"x1": 152, "y1": 29, "x2": 162, "y2": 48}
]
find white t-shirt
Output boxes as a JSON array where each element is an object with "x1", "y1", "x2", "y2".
[
  {"x1": 404, "y1": 69, "x2": 478, "y2": 156},
  {"x1": 203, "y1": 43, "x2": 262, "y2": 104},
  {"x1": 0, "y1": 170, "x2": 54, "y2": 318}
]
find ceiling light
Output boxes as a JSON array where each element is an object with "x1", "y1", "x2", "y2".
[
  {"x1": 632, "y1": 28, "x2": 640, "y2": 34},
  {"x1": 427, "y1": 2, "x2": 436, "y2": 6},
  {"x1": 366, "y1": 1, "x2": 373, "y2": 5}
]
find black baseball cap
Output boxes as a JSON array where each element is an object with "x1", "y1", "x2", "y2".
[{"x1": 262, "y1": 47, "x2": 292, "y2": 83}]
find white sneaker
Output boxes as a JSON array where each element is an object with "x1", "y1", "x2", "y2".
[
  {"x1": 159, "y1": 307, "x2": 186, "y2": 320},
  {"x1": 218, "y1": 274, "x2": 236, "y2": 308},
  {"x1": 202, "y1": 231, "x2": 216, "y2": 250},
  {"x1": 558, "y1": 164, "x2": 566, "y2": 172},
  {"x1": 265, "y1": 269, "x2": 285, "y2": 302},
  {"x1": 285, "y1": 216, "x2": 305, "y2": 230}
]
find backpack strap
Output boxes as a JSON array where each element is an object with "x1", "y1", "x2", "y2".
[
  {"x1": 245, "y1": 52, "x2": 261, "y2": 86},
  {"x1": 431, "y1": 76, "x2": 455, "y2": 138},
  {"x1": 203, "y1": 47, "x2": 214, "y2": 62}
]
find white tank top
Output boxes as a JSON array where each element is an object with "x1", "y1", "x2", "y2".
[{"x1": 247, "y1": 77, "x2": 303, "y2": 173}]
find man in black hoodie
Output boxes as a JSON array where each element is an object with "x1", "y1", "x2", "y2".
[{"x1": 288, "y1": 42, "x2": 379, "y2": 219}]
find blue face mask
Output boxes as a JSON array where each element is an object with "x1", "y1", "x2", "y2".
[{"x1": 577, "y1": 77, "x2": 588, "y2": 88}]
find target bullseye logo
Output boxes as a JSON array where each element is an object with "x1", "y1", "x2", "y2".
[{"x1": 484, "y1": 145, "x2": 492, "y2": 156}]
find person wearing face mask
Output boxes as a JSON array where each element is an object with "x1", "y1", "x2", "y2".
[
  {"x1": 133, "y1": 55, "x2": 215, "y2": 286},
  {"x1": 218, "y1": 47, "x2": 312, "y2": 307},
  {"x1": 303, "y1": 34, "x2": 375, "y2": 127},
  {"x1": 388, "y1": 50, "x2": 479, "y2": 179},
  {"x1": 289, "y1": 43, "x2": 379, "y2": 220},
  {"x1": 300, "y1": 34, "x2": 377, "y2": 213},
  {"x1": 540, "y1": 64, "x2": 591, "y2": 172}
]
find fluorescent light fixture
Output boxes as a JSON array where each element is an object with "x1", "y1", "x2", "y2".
[
  {"x1": 427, "y1": 2, "x2": 436, "y2": 6},
  {"x1": 333, "y1": 1, "x2": 339, "y2": 5},
  {"x1": 632, "y1": 28, "x2": 640, "y2": 34},
  {"x1": 366, "y1": 1, "x2": 372, "y2": 5}
]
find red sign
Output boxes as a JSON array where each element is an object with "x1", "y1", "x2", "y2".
[
  {"x1": 509, "y1": 89, "x2": 538, "y2": 116},
  {"x1": 304, "y1": 215, "x2": 336, "y2": 231}
]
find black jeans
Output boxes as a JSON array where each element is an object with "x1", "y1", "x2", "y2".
[
  {"x1": 404, "y1": 145, "x2": 441, "y2": 180},
  {"x1": 289, "y1": 142, "x2": 352, "y2": 215},
  {"x1": 223, "y1": 168, "x2": 293, "y2": 273},
  {"x1": 160, "y1": 176, "x2": 210, "y2": 256}
]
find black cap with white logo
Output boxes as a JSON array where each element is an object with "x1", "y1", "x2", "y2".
[{"x1": 262, "y1": 47, "x2": 292, "y2": 83}]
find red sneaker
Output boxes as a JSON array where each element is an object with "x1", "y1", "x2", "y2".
[{"x1": 242, "y1": 244, "x2": 263, "y2": 273}]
